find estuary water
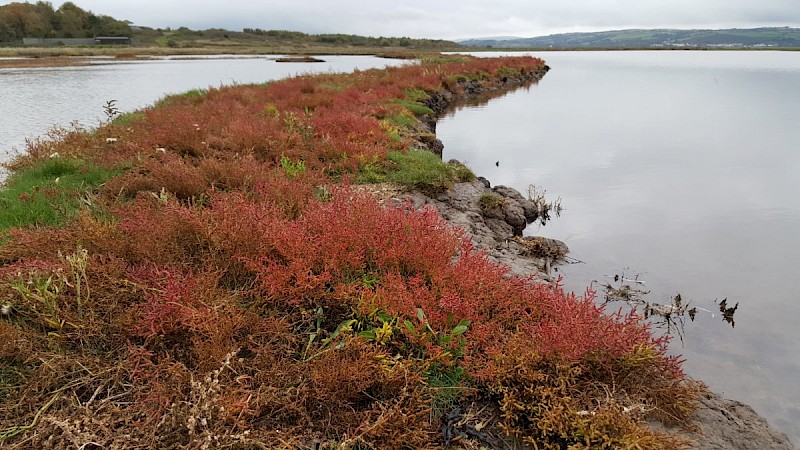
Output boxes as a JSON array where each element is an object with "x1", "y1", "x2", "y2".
[
  {"x1": 437, "y1": 50, "x2": 800, "y2": 443},
  {"x1": 0, "y1": 55, "x2": 406, "y2": 170}
]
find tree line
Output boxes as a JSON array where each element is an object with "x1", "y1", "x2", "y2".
[
  {"x1": 242, "y1": 28, "x2": 457, "y2": 48},
  {"x1": 0, "y1": 1, "x2": 458, "y2": 49},
  {"x1": 0, "y1": 1, "x2": 131, "y2": 42}
]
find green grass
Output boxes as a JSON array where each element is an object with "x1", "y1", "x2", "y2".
[
  {"x1": 392, "y1": 99, "x2": 434, "y2": 116},
  {"x1": 387, "y1": 112, "x2": 418, "y2": 128},
  {"x1": 420, "y1": 54, "x2": 472, "y2": 64},
  {"x1": 154, "y1": 88, "x2": 209, "y2": 108},
  {"x1": 111, "y1": 111, "x2": 146, "y2": 126},
  {"x1": 357, "y1": 149, "x2": 475, "y2": 194},
  {"x1": 427, "y1": 365, "x2": 467, "y2": 418},
  {"x1": 0, "y1": 365, "x2": 25, "y2": 403},
  {"x1": 318, "y1": 81, "x2": 348, "y2": 92},
  {"x1": 0, "y1": 158, "x2": 119, "y2": 231},
  {"x1": 403, "y1": 87, "x2": 430, "y2": 102},
  {"x1": 497, "y1": 66, "x2": 523, "y2": 77}
]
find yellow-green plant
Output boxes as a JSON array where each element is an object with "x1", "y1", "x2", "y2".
[{"x1": 64, "y1": 247, "x2": 90, "y2": 318}]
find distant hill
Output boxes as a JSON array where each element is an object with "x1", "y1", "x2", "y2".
[
  {"x1": 459, "y1": 28, "x2": 800, "y2": 49},
  {"x1": 132, "y1": 27, "x2": 459, "y2": 50}
]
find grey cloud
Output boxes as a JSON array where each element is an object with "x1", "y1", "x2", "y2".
[{"x1": 41, "y1": 0, "x2": 800, "y2": 39}]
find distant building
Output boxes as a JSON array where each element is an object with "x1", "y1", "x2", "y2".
[
  {"x1": 94, "y1": 37, "x2": 132, "y2": 45},
  {"x1": 22, "y1": 37, "x2": 131, "y2": 46}
]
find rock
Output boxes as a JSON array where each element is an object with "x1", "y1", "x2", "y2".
[
  {"x1": 512, "y1": 236, "x2": 569, "y2": 260},
  {"x1": 649, "y1": 391, "x2": 794, "y2": 449},
  {"x1": 274, "y1": 56, "x2": 326, "y2": 63},
  {"x1": 493, "y1": 185, "x2": 539, "y2": 224},
  {"x1": 395, "y1": 180, "x2": 554, "y2": 280}
]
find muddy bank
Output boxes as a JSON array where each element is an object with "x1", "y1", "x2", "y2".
[
  {"x1": 360, "y1": 178, "x2": 563, "y2": 281},
  {"x1": 0, "y1": 56, "x2": 92, "y2": 68},
  {"x1": 652, "y1": 390, "x2": 794, "y2": 449},
  {"x1": 398, "y1": 63, "x2": 794, "y2": 449}
]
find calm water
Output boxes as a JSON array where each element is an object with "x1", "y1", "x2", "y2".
[
  {"x1": 438, "y1": 51, "x2": 800, "y2": 443},
  {"x1": 0, "y1": 55, "x2": 406, "y2": 170}
]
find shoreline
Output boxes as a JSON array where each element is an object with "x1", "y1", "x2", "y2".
[
  {"x1": 2, "y1": 46, "x2": 798, "y2": 69},
  {"x1": 0, "y1": 47, "x2": 423, "y2": 68},
  {"x1": 405, "y1": 66, "x2": 794, "y2": 449}
]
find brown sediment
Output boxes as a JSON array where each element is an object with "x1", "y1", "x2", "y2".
[
  {"x1": 274, "y1": 55, "x2": 326, "y2": 62},
  {"x1": 0, "y1": 57, "x2": 93, "y2": 69}
]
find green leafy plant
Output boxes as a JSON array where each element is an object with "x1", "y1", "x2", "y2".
[
  {"x1": 64, "y1": 247, "x2": 90, "y2": 318},
  {"x1": 9, "y1": 273, "x2": 65, "y2": 332},
  {"x1": 280, "y1": 155, "x2": 307, "y2": 178}
]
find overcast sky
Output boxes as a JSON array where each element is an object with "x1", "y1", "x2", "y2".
[{"x1": 14, "y1": 0, "x2": 800, "y2": 39}]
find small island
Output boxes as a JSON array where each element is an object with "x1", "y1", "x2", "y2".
[{"x1": 275, "y1": 56, "x2": 326, "y2": 63}]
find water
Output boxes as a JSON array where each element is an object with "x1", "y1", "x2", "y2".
[
  {"x1": 438, "y1": 50, "x2": 800, "y2": 443},
  {"x1": 0, "y1": 55, "x2": 406, "y2": 168}
]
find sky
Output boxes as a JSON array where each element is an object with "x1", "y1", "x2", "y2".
[{"x1": 10, "y1": 0, "x2": 800, "y2": 40}]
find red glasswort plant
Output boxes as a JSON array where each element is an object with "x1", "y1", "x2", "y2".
[{"x1": 0, "y1": 55, "x2": 697, "y2": 449}]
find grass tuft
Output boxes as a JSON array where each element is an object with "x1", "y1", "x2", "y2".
[
  {"x1": 111, "y1": 111, "x2": 146, "y2": 126},
  {"x1": 0, "y1": 158, "x2": 118, "y2": 230},
  {"x1": 392, "y1": 99, "x2": 434, "y2": 116},
  {"x1": 357, "y1": 149, "x2": 475, "y2": 194},
  {"x1": 154, "y1": 88, "x2": 209, "y2": 108},
  {"x1": 477, "y1": 193, "x2": 508, "y2": 211}
]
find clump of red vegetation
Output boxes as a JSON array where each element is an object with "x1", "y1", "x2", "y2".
[{"x1": 0, "y1": 55, "x2": 696, "y2": 448}]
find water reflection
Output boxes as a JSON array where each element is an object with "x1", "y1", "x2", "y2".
[
  {"x1": 598, "y1": 268, "x2": 740, "y2": 345},
  {"x1": 438, "y1": 51, "x2": 800, "y2": 443}
]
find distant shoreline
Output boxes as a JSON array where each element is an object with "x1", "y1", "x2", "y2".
[
  {"x1": 1, "y1": 46, "x2": 797, "y2": 69},
  {"x1": 472, "y1": 46, "x2": 800, "y2": 52},
  {"x1": 0, "y1": 47, "x2": 424, "y2": 68}
]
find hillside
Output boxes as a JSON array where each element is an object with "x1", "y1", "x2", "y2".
[
  {"x1": 0, "y1": 2, "x2": 459, "y2": 51},
  {"x1": 130, "y1": 27, "x2": 458, "y2": 50},
  {"x1": 460, "y1": 27, "x2": 800, "y2": 48}
]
